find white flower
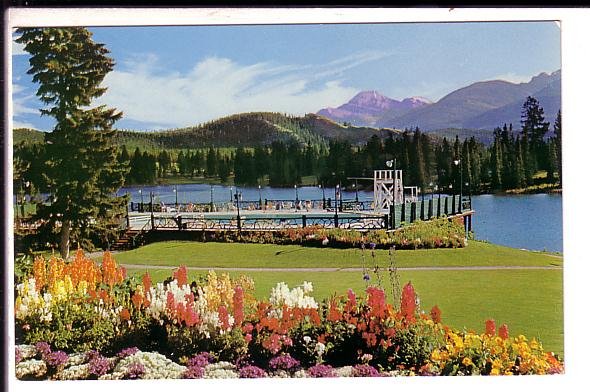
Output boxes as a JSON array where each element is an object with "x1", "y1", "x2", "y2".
[
  {"x1": 303, "y1": 336, "x2": 312, "y2": 344},
  {"x1": 302, "y1": 281, "x2": 313, "y2": 293},
  {"x1": 315, "y1": 342, "x2": 326, "y2": 355}
]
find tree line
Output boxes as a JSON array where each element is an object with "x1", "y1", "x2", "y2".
[{"x1": 15, "y1": 96, "x2": 562, "y2": 199}]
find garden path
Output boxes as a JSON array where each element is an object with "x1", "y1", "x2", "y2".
[{"x1": 119, "y1": 264, "x2": 562, "y2": 272}]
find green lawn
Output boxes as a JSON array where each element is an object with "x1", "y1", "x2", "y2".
[{"x1": 111, "y1": 240, "x2": 562, "y2": 269}]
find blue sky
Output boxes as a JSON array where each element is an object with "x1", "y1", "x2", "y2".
[{"x1": 12, "y1": 21, "x2": 560, "y2": 131}]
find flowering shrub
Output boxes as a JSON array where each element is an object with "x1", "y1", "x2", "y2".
[
  {"x1": 14, "y1": 251, "x2": 563, "y2": 379},
  {"x1": 238, "y1": 365, "x2": 267, "y2": 378},
  {"x1": 306, "y1": 363, "x2": 336, "y2": 377},
  {"x1": 202, "y1": 217, "x2": 466, "y2": 249}
]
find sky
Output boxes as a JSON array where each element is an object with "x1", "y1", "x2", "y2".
[{"x1": 11, "y1": 21, "x2": 561, "y2": 131}]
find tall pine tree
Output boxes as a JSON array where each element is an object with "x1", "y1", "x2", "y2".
[{"x1": 16, "y1": 27, "x2": 126, "y2": 258}]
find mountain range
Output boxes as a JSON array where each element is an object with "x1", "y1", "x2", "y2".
[{"x1": 317, "y1": 70, "x2": 561, "y2": 132}]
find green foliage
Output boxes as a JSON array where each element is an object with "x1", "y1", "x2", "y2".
[
  {"x1": 16, "y1": 27, "x2": 127, "y2": 258},
  {"x1": 18, "y1": 301, "x2": 118, "y2": 353}
]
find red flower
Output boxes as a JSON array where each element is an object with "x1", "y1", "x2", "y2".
[
  {"x1": 498, "y1": 324, "x2": 509, "y2": 340},
  {"x1": 400, "y1": 282, "x2": 417, "y2": 323},
  {"x1": 173, "y1": 265, "x2": 188, "y2": 286},
  {"x1": 142, "y1": 272, "x2": 152, "y2": 293},
  {"x1": 345, "y1": 289, "x2": 357, "y2": 312},
  {"x1": 485, "y1": 319, "x2": 496, "y2": 336},
  {"x1": 430, "y1": 305, "x2": 442, "y2": 324},
  {"x1": 218, "y1": 305, "x2": 230, "y2": 330},
  {"x1": 327, "y1": 299, "x2": 341, "y2": 322}
]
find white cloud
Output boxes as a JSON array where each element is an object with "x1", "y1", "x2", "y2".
[
  {"x1": 489, "y1": 73, "x2": 532, "y2": 84},
  {"x1": 98, "y1": 51, "x2": 388, "y2": 129},
  {"x1": 12, "y1": 83, "x2": 40, "y2": 129}
]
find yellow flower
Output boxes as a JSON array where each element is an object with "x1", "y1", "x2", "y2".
[
  {"x1": 462, "y1": 357, "x2": 473, "y2": 367},
  {"x1": 431, "y1": 349, "x2": 442, "y2": 362},
  {"x1": 490, "y1": 368, "x2": 500, "y2": 375}
]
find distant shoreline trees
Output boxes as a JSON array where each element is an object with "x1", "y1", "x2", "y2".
[{"x1": 15, "y1": 96, "x2": 561, "y2": 214}]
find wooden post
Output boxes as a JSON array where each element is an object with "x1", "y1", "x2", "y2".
[
  {"x1": 452, "y1": 195, "x2": 456, "y2": 215},
  {"x1": 428, "y1": 199, "x2": 433, "y2": 219},
  {"x1": 401, "y1": 202, "x2": 406, "y2": 222},
  {"x1": 437, "y1": 196, "x2": 441, "y2": 218},
  {"x1": 334, "y1": 213, "x2": 339, "y2": 228},
  {"x1": 302, "y1": 215, "x2": 307, "y2": 228},
  {"x1": 444, "y1": 197, "x2": 448, "y2": 215},
  {"x1": 390, "y1": 204, "x2": 395, "y2": 229},
  {"x1": 420, "y1": 200, "x2": 425, "y2": 220}
]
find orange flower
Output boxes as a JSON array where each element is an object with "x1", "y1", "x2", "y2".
[
  {"x1": 173, "y1": 265, "x2": 188, "y2": 286},
  {"x1": 33, "y1": 256, "x2": 47, "y2": 291},
  {"x1": 430, "y1": 305, "x2": 442, "y2": 324},
  {"x1": 120, "y1": 308, "x2": 131, "y2": 321},
  {"x1": 142, "y1": 272, "x2": 152, "y2": 293}
]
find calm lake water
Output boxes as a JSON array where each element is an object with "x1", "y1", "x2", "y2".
[{"x1": 119, "y1": 184, "x2": 563, "y2": 253}]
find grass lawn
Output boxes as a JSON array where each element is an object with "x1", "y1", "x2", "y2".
[{"x1": 111, "y1": 240, "x2": 562, "y2": 269}]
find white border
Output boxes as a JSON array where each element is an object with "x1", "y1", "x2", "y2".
[{"x1": 5, "y1": 7, "x2": 590, "y2": 392}]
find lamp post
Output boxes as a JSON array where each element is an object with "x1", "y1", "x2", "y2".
[
  {"x1": 139, "y1": 189, "x2": 143, "y2": 212},
  {"x1": 234, "y1": 189, "x2": 241, "y2": 233},
  {"x1": 210, "y1": 185, "x2": 214, "y2": 211},
  {"x1": 353, "y1": 179, "x2": 359, "y2": 203},
  {"x1": 173, "y1": 185, "x2": 178, "y2": 210},
  {"x1": 334, "y1": 184, "x2": 340, "y2": 227},
  {"x1": 229, "y1": 186, "x2": 233, "y2": 203},
  {"x1": 294, "y1": 184, "x2": 299, "y2": 204},
  {"x1": 319, "y1": 183, "x2": 326, "y2": 209},
  {"x1": 454, "y1": 159, "x2": 462, "y2": 213},
  {"x1": 258, "y1": 184, "x2": 262, "y2": 209}
]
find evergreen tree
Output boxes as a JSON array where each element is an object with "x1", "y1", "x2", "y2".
[
  {"x1": 490, "y1": 128, "x2": 503, "y2": 190},
  {"x1": 206, "y1": 148, "x2": 217, "y2": 177},
  {"x1": 16, "y1": 27, "x2": 126, "y2": 257},
  {"x1": 521, "y1": 96, "x2": 550, "y2": 174},
  {"x1": 554, "y1": 110, "x2": 562, "y2": 184},
  {"x1": 411, "y1": 129, "x2": 426, "y2": 188}
]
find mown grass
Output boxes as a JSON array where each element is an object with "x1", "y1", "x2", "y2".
[
  {"x1": 124, "y1": 266, "x2": 563, "y2": 356},
  {"x1": 111, "y1": 240, "x2": 562, "y2": 269}
]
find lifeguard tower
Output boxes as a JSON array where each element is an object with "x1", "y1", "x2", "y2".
[{"x1": 373, "y1": 169, "x2": 418, "y2": 212}]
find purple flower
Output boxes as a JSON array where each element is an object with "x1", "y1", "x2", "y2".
[
  {"x1": 268, "y1": 353, "x2": 300, "y2": 371},
  {"x1": 183, "y1": 365, "x2": 205, "y2": 379},
  {"x1": 363, "y1": 274, "x2": 370, "y2": 281},
  {"x1": 125, "y1": 362, "x2": 146, "y2": 379},
  {"x1": 369, "y1": 242, "x2": 376, "y2": 250},
  {"x1": 187, "y1": 352, "x2": 213, "y2": 368},
  {"x1": 239, "y1": 365, "x2": 267, "y2": 378},
  {"x1": 35, "y1": 341, "x2": 51, "y2": 358},
  {"x1": 307, "y1": 364, "x2": 336, "y2": 378},
  {"x1": 15, "y1": 347, "x2": 22, "y2": 365},
  {"x1": 88, "y1": 354, "x2": 111, "y2": 377},
  {"x1": 351, "y1": 364, "x2": 381, "y2": 377},
  {"x1": 117, "y1": 347, "x2": 139, "y2": 359},
  {"x1": 45, "y1": 350, "x2": 69, "y2": 368},
  {"x1": 85, "y1": 349, "x2": 100, "y2": 362}
]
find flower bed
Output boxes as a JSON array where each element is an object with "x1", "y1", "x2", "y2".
[
  {"x1": 14, "y1": 251, "x2": 562, "y2": 379},
  {"x1": 206, "y1": 217, "x2": 467, "y2": 250}
]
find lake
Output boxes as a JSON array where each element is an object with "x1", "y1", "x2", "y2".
[{"x1": 119, "y1": 184, "x2": 563, "y2": 253}]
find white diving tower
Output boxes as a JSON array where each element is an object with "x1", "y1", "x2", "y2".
[{"x1": 373, "y1": 169, "x2": 418, "y2": 212}]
